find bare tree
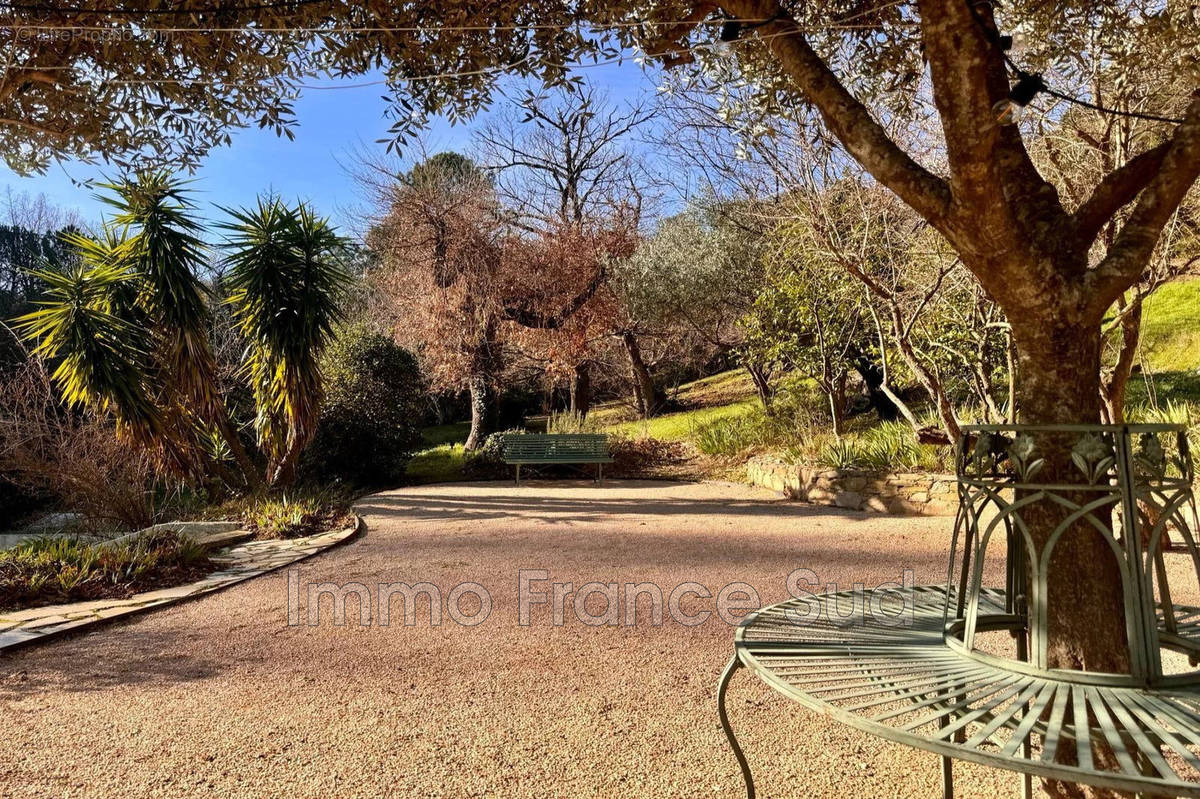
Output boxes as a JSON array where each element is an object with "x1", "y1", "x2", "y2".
[
  {"x1": 479, "y1": 83, "x2": 657, "y2": 417},
  {"x1": 478, "y1": 85, "x2": 656, "y2": 232}
]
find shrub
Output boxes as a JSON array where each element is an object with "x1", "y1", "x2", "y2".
[
  {"x1": 0, "y1": 360, "x2": 179, "y2": 532},
  {"x1": 303, "y1": 325, "x2": 425, "y2": 486},
  {"x1": 768, "y1": 377, "x2": 832, "y2": 429},
  {"x1": 238, "y1": 490, "x2": 353, "y2": 539},
  {"x1": 692, "y1": 413, "x2": 767, "y2": 456},
  {"x1": 0, "y1": 530, "x2": 210, "y2": 611},
  {"x1": 609, "y1": 436, "x2": 688, "y2": 474},
  {"x1": 547, "y1": 411, "x2": 599, "y2": 434},
  {"x1": 1128, "y1": 400, "x2": 1199, "y2": 481},
  {"x1": 812, "y1": 422, "x2": 949, "y2": 472},
  {"x1": 461, "y1": 428, "x2": 523, "y2": 479},
  {"x1": 816, "y1": 437, "x2": 862, "y2": 470}
]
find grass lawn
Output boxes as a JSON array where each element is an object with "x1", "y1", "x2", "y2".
[
  {"x1": 420, "y1": 421, "x2": 471, "y2": 447},
  {"x1": 583, "y1": 368, "x2": 759, "y2": 430},
  {"x1": 405, "y1": 443, "x2": 468, "y2": 484},
  {"x1": 1120, "y1": 276, "x2": 1200, "y2": 405},
  {"x1": 403, "y1": 279, "x2": 1200, "y2": 486},
  {"x1": 407, "y1": 421, "x2": 472, "y2": 484},
  {"x1": 1140, "y1": 277, "x2": 1200, "y2": 374},
  {"x1": 601, "y1": 398, "x2": 760, "y2": 441}
]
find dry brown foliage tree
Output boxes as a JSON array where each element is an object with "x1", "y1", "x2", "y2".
[
  {"x1": 364, "y1": 152, "x2": 627, "y2": 447},
  {"x1": 0, "y1": 356, "x2": 167, "y2": 531}
]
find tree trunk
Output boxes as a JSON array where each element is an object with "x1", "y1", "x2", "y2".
[
  {"x1": 620, "y1": 330, "x2": 660, "y2": 419},
  {"x1": 745, "y1": 363, "x2": 774, "y2": 407},
  {"x1": 269, "y1": 439, "x2": 303, "y2": 488},
  {"x1": 1011, "y1": 315, "x2": 1133, "y2": 799},
  {"x1": 828, "y1": 372, "x2": 847, "y2": 437},
  {"x1": 1011, "y1": 320, "x2": 1130, "y2": 673},
  {"x1": 891, "y1": 318, "x2": 961, "y2": 444},
  {"x1": 213, "y1": 410, "x2": 264, "y2": 492},
  {"x1": 852, "y1": 350, "x2": 899, "y2": 422},
  {"x1": 569, "y1": 361, "x2": 591, "y2": 418},
  {"x1": 878, "y1": 381, "x2": 921, "y2": 431},
  {"x1": 463, "y1": 373, "x2": 490, "y2": 451}
]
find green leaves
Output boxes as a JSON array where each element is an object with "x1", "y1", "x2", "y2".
[
  {"x1": 11, "y1": 171, "x2": 350, "y2": 489},
  {"x1": 220, "y1": 197, "x2": 351, "y2": 478},
  {"x1": 97, "y1": 171, "x2": 218, "y2": 408},
  {"x1": 13, "y1": 258, "x2": 158, "y2": 434}
]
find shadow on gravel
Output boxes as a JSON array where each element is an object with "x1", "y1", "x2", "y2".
[
  {"x1": 0, "y1": 625, "x2": 225, "y2": 697},
  {"x1": 355, "y1": 487, "x2": 884, "y2": 526}
]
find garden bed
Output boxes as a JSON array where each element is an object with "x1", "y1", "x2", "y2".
[{"x1": 0, "y1": 530, "x2": 214, "y2": 613}]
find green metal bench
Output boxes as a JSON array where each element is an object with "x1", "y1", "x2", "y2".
[
  {"x1": 719, "y1": 423, "x2": 1200, "y2": 798},
  {"x1": 501, "y1": 433, "x2": 613, "y2": 485}
]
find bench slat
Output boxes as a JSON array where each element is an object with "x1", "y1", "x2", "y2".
[{"x1": 501, "y1": 433, "x2": 612, "y2": 464}]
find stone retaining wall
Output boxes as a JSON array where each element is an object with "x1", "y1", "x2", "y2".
[{"x1": 746, "y1": 455, "x2": 958, "y2": 516}]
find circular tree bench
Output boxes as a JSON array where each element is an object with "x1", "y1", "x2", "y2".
[{"x1": 719, "y1": 424, "x2": 1200, "y2": 798}]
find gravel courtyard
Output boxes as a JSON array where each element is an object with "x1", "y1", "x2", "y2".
[{"x1": 1, "y1": 480, "x2": 1024, "y2": 797}]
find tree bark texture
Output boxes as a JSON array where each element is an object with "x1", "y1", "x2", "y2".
[
  {"x1": 463, "y1": 372, "x2": 490, "y2": 451},
  {"x1": 621, "y1": 330, "x2": 661, "y2": 418},
  {"x1": 569, "y1": 361, "x2": 592, "y2": 418}
]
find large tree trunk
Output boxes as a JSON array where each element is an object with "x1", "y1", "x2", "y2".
[
  {"x1": 1011, "y1": 312, "x2": 1132, "y2": 799},
  {"x1": 463, "y1": 373, "x2": 490, "y2": 451},
  {"x1": 569, "y1": 361, "x2": 591, "y2": 418},
  {"x1": 1011, "y1": 316, "x2": 1130, "y2": 675},
  {"x1": 620, "y1": 330, "x2": 661, "y2": 419}
]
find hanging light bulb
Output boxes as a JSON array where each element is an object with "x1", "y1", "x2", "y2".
[
  {"x1": 992, "y1": 72, "x2": 1046, "y2": 125},
  {"x1": 1009, "y1": 26, "x2": 1031, "y2": 53}
]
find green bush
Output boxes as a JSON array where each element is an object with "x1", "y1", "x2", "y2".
[
  {"x1": 239, "y1": 490, "x2": 352, "y2": 539},
  {"x1": 812, "y1": 422, "x2": 948, "y2": 472},
  {"x1": 0, "y1": 530, "x2": 210, "y2": 611},
  {"x1": 303, "y1": 324, "x2": 425, "y2": 486},
  {"x1": 692, "y1": 413, "x2": 768, "y2": 456},
  {"x1": 462, "y1": 429, "x2": 523, "y2": 479}
]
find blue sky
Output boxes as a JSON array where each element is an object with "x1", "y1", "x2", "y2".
[{"x1": 0, "y1": 59, "x2": 659, "y2": 235}]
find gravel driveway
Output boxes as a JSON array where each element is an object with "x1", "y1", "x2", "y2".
[{"x1": 2, "y1": 480, "x2": 1025, "y2": 797}]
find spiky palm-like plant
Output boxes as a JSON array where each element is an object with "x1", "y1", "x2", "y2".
[
  {"x1": 221, "y1": 198, "x2": 350, "y2": 486},
  {"x1": 15, "y1": 254, "x2": 158, "y2": 437},
  {"x1": 97, "y1": 172, "x2": 264, "y2": 488},
  {"x1": 16, "y1": 172, "x2": 263, "y2": 488}
]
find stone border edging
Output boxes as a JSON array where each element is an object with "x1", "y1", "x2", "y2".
[
  {"x1": 746, "y1": 456, "x2": 958, "y2": 515},
  {"x1": 0, "y1": 515, "x2": 364, "y2": 655}
]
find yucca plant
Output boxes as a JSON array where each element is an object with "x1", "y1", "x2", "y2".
[
  {"x1": 15, "y1": 172, "x2": 263, "y2": 489},
  {"x1": 221, "y1": 198, "x2": 350, "y2": 486},
  {"x1": 98, "y1": 172, "x2": 263, "y2": 488},
  {"x1": 15, "y1": 256, "x2": 159, "y2": 438}
]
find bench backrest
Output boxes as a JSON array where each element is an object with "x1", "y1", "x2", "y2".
[{"x1": 502, "y1": 433, "x2": 609, "y2": 460}]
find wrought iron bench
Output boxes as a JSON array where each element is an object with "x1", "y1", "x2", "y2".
[
  {"x1": 501, "y1": 433, "x2": 613, "y2": 485},
  {"x1": 719, "y1": 423, "x2": 1200, "y2": 798}
]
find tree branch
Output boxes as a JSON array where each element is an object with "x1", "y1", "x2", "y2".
[
  {"x1": 0, "y1": 117, "x2": 67, "y2": 138},
  {"x1": 720, "y1": 0, "x2": 953, "y2": 228},
  {"x1": 1085, "y1": 96, "x2": 1200, "y2": 313},
  {"x1": 1072, "y1": 142, "x2": 1171, "y2": 247},
  {"x1": 502, "y1": 264, "x2": 606, "y2": 329}
]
